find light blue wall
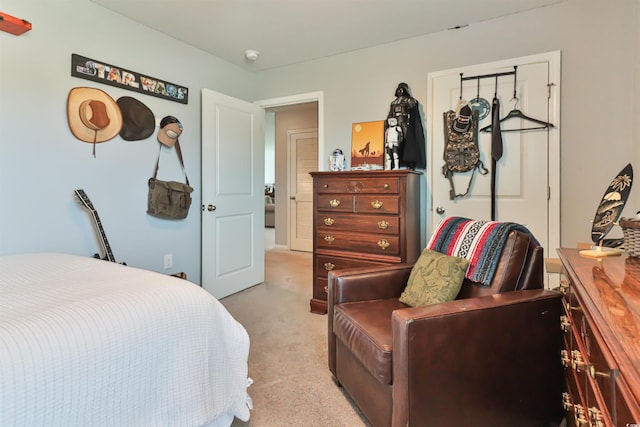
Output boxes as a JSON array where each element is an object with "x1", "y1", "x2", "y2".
[
  {"x1": 0, "y1": 0, "x2": 256, "y2": 282},
  {"x1": 1, "y1": 0, "x2": 638, "y2": 284},
  {"x1": 254, "y1": 0, "x2": 640, "y2": 247}
]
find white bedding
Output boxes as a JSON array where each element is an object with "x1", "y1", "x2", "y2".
[{"x1": 0, "y1": 253, "x2": 251, "y2": 427}]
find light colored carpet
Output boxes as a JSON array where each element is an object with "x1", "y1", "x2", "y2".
[{"x1": 221, "y1": 238, "x2": 370, "y2": 427}]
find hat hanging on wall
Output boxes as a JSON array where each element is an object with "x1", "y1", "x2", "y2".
[
  {"x1": 116, "y1": 96, "x2": 155, "y2": 141},
  {"x1": 157, "y1": 115, "x2": 183, "y2": 147},
  {"x1": 67, "y1": 87, "x2": 122, "y2": 156}
]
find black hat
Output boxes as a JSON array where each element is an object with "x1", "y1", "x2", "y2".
[
  {"x1": 116, "y1": 96, "x2": 155, "y2": 141},
  {"x1": 453, "y1": 103, "x2": 473, "y2": 134}
]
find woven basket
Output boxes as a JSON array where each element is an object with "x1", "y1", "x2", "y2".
[{"x1": 620, "y1": 217, "x2": 640, "y2": 257}]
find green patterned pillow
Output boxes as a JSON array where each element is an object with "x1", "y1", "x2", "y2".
[{"x1": 399, "y1": 249, "x2": 470, "y2": 307}]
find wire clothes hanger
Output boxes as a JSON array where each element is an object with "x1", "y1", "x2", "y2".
[{"x1": 480, "y1": 66, "x2": 554, "y2": 133}]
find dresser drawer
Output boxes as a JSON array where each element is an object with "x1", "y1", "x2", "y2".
[
  {"x1": 563, "y1": 303, "x2": 614, "y2": 423},
  {"x1": 316, "y1": 212, "x2": 399, "y2": 235},
  {"x1": 354, "y1": 195, "x2": 400, "y2": 214},
  {"x1": 568, "y1": 284, "x2": 619, "y2": 412},
  {"x1": 574, "y1": 311, "x2": 617, "y2": 413},
  {"x1": 317, "y1": 230, "x2": 400, "y2": 257},
  {"x1": 316, "y1": 255, "x2": 388, "y2": 280},
  {"x1": 315, "y1": 276, "x2": 328, "y2": 300},
  {"x1": 563, "y1": 367, "x2": 588, "y2": 427},
  {"x1": 316, "y1": 194, "x2": 401, "y2": 215},
  {"x1": 564, "y1": 357, "x2": 613, "y2": 426},
  {"x1": 315, "y1": 176, "x2": 400, "y2": 194},
  {"x1": 317, "y1": 194, "x2": 354, "y2": 212}
]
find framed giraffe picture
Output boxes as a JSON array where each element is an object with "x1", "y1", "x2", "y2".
[{"x1": 351, "y1": 120, "x2": 384, "y2": 170}]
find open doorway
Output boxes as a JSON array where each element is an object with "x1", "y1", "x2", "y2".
[{"x1": 258, "y1": 92, "x2": 323, "y2": 252}]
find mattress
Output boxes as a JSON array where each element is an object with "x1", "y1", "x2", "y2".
[{"x1": 0, "y1": 253, "x2": 251, "y2": 426}]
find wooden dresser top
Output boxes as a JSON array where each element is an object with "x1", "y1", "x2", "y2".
[
  {"x1": 309, "y1": 170, "x2": 421, "y2": 177},
  {"x1": 558, "y1": 248, "x2": 640, "y2": 404}
]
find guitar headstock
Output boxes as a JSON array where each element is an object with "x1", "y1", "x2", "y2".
[{"x1": 74, "y1": 189, "x2": 96, "y2": 212}]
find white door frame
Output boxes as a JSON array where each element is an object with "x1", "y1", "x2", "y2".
[
  {"x1": 256, "y1": 92, "x2": 324, "y2": 249},
  {"x1": 426, "y1": 51, "x2": 561, "y2": 281},
  {"x1": 256, "y1": 92, "x2": 325, "y2": 170}
]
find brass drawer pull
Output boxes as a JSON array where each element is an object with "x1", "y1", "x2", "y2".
[
  {"x1": 566, "y1": 302, "x2": 582, "y2": 312},
  {"x1": 383, "y1": 183, "x2": 389, "y2": 189},
  {"x1": 562, "y1": 393, "x2": 590, "y2": 427},
  {"x1": 588, "y1": 407, "x2": 604, "y2": 427},
  {"x1": 571, "y1": 350, "x2": 587, "y2": 372},
  {"x1": 324, "y1": 217, "x2": 335, "y2": 226},
  {"x1": 324, "y1": 262, "x2": 335, "y2": 271},
  {"x1": 323, "y1": 285, "x2": 328, "y2": 294},
  {"x1": 562, "y1": 392, "x2": 572, "y2": 411},
  {"x1": 377, "y1": 239, "x2": 390, "y2": 250},
  {"x1": 329, "y1": 199, "x2": 341, "y2": 208},
  {"x1": 561, "y1": 349, "x2": 571, "y2": 368},
  {"x1": 371, "y1": 200, "x2": 383, "y2": 209},
  {"x1": 559, "y1": 278, "x2": 569, "y2": 295},
  {"x1": 588, "y1": 365, "x2": 611, "y2": 380},
  {"x1": 560, "y1": 315, "x2": 571, "y2": 333},
  {"x1": 324, "y1": 235, "x2": 335, "y2": 243},
  {"x1": 574, "y1": 404, "x2": 588, "y2": 426},
  {"x1": 323, "y1": 184, "x2": 329, "y2": 189},
  {"x1": 377, "y1": 220, "x2": 389, "y2": 230}
]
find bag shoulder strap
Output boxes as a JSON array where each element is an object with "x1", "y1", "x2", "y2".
[{"x1": 153, "y1": 141, "x2": 190, "y2": 186}]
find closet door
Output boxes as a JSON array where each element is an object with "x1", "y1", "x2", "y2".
[{"x1": 427, "y1": 51, "x2": 560, "y2": 286}]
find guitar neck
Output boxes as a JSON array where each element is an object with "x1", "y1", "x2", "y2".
[
  {"x1": 90, "y1": 210, "x2": 116, "y2": 263},
  {"x1": 74, "y1": 189, "x2": 116, "y2": 263}
]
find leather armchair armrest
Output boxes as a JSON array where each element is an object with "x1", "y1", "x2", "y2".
[
  {"x1": 327, "y1": 263, "x2": 413, "y2": 378},
  {"x1": 328, "y1": 263, "x2": 413, "y2": 306},
  {"x1": 391, "y1": 289, "x2": 564, "y2": 427}
]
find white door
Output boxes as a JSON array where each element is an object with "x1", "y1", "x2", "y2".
[
  {"x1": 427, "y1": 52, "x2": 560, "y2": 283},
  {"x1": 201, "y1": 89, "x2": 265, "y2": 299},
  {"x1": 288, "y1": 129, "x2": 318, "y2": 252}
]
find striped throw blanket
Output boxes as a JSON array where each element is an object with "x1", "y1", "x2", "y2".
[{"x1": 427, "y1": 216, "x2": 539, "y2": 286}]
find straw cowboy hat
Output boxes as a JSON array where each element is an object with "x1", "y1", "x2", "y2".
[
  {"x1": 67, "y1": 87, "x2": 123, "y2": 145},
  {"x1": 116, "y1": 96, "x2": 155, "y2": 141}
]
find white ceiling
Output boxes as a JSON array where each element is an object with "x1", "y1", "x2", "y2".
[{"x1": 90, "y1": 0, "x2": 564, "y2": 72}]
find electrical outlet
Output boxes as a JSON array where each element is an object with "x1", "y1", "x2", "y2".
[{"x1": 163, "y1": 254, "x2": 173, "y2": 269}]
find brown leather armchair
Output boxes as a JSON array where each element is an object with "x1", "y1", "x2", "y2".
[{"x1": 328, "y1": 229, "x2": 564, "y2": 427}]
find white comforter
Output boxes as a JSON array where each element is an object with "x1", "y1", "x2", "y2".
[{"x1": 0, "y1": 253, "x2": 251, "y2": 427}]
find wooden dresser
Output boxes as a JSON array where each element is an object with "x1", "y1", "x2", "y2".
[
  {"x1": 557, "y1": 248, "x2": 640, "y2": 426},
  {"x1": 309, "y1": 170, "x2": 421, "y2": 314}
]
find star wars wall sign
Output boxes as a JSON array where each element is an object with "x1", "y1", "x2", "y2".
[{"x1": 71, "y1": 54, "x2": 188, "y2": 104}]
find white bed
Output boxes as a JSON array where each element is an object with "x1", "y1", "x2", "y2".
[{"x1": 0, "y1": 253, "x2": 251, "y2": 427}]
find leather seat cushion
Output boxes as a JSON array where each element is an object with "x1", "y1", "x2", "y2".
[{"x1": 333, "y1": 298, "x2": 408, "y2": 385}]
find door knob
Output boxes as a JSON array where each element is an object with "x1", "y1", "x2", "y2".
[
  {"x1": 207, "y1": 204, "x2": 216, "y2": 211},
  {"x1": 436, "y1": 206, "x2": 445, "y2": 215}
]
